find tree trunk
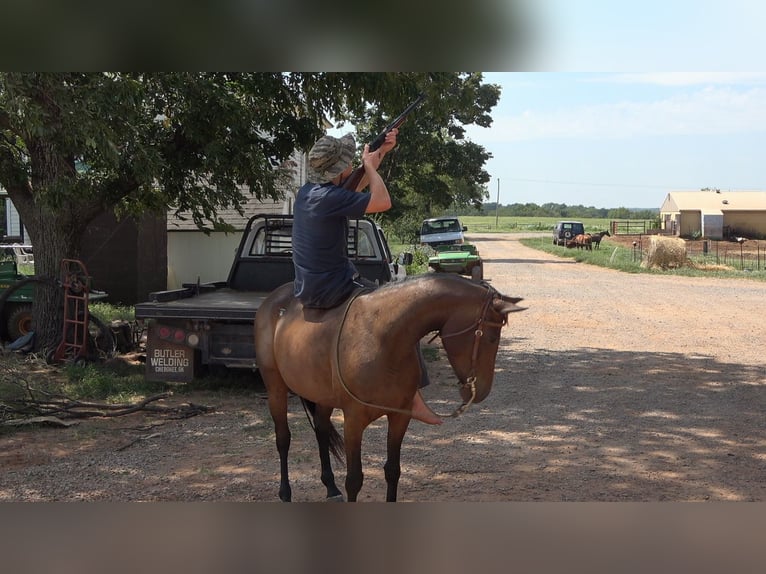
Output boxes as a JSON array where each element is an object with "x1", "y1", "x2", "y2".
[
  {"x1": 7, "y1": 190, "x2": 88, "y2": 352},
  {"x1": 29, "y1": 212, "x2": 78, "y2": 352}
]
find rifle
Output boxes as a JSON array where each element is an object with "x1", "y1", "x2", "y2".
[{"x1": 340, "y1": 92, "x2": 425, "y2": 191}]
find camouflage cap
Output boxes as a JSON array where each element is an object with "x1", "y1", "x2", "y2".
[{"x1": 307, "y1": 133, "x2": 356, "y2": 183}]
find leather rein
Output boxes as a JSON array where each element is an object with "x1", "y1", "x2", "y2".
[
  {"x1": 428, "y1": 283, "x2": 507, "y2": 417},
  {"x1": 334, "y1": 282, "x2": 506, "y2": 419}
]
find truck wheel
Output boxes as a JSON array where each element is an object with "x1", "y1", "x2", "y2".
[
  {"x1": 7, "y1": 304, "x2": 33, "y2": 341},
  {"x1": 471, "y1": 263, "x2": 484, "y2": 282}
]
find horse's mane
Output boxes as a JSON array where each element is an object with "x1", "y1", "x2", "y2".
[{"x1": 378, "y1": 273, "x2": 480, "y2": 294}]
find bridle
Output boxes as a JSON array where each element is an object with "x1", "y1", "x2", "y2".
[
  {"x1": 429, "y1": 282, "x2": 507, "y2": 417},
  {"x1": 334, "y1": 282, "x2": 506, "y2": 419}
]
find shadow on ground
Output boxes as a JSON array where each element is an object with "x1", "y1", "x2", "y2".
[{"x1": 398, "y1": 345, "x2": 765, "y2": 501}]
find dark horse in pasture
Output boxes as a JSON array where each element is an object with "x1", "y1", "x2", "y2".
[
  {"x1": 589, "y1": 230, "x2": 611, "y2": 249},
  {"x1": 254, "y1": 274, "x2": 525, "y2": 502}
]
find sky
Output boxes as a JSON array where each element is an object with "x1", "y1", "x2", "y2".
[
  {"x1": 456, "y1": 0, "x2": 766, "y2": 209},
  {"x1": 464, "y1": 72, "x2": 766, "y2": 209}
]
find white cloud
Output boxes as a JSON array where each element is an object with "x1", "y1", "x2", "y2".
[{"x1": 467, "y1": 86, "x2": 766, "y2": 143}]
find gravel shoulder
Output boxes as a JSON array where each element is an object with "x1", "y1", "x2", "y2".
[{"x1": 1, "y1": 233, "x2": 764, "y2": 501}]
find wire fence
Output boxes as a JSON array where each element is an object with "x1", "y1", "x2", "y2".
[{"x1": 628, "y1": 236, "x2": 765, "y2": 271}]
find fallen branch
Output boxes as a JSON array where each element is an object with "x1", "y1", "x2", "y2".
[
  {"x1": 2, "y1": 416, "x2": 79, "y2": 428},
  {"x1": 2, "y1": 391, "x2": 214, "y2": 422}
]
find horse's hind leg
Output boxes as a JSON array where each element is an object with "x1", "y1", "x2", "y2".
[
  {"x1": 263, "y1": 368, "x2": 293, "y2": 502},
  {"x1": 312, "y1": 404, "x2": 344, "y2": 501},
  {"x1": 383, "y1": 414, "x2": 410, "y2": 502}
]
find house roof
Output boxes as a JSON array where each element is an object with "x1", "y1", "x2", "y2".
[{"x1": 661, "y1": 190, "x2": 766, "y2": 214}]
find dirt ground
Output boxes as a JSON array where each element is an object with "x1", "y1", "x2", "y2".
[{"x1": 1, "y1": 233, "x2": 764, "y2": 502}]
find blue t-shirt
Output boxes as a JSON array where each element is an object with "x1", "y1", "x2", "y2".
[{"x1": 292, "y1": 181, "x2": 372, "y2": 308}]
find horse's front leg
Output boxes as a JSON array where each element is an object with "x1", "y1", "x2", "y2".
[
  {"x1": 264, "y1": 374, "x2": 292, "y2": 502},
  {"x1": 343, "y1": 416, "x2": 366, "y2": 502},
  {"x1": 383, "y1": 413, "x2": 411, "y2": 502},
  {"x1": 312, "y1": 403, "x2": 344, "y2": 501}
]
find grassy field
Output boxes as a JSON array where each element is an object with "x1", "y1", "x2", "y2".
[
  {"x1": 518, "y1": 235, "x2": 766, "y2": 281},
  {"x1": 459, "y1": 215, "x2": 616, "y2": 233}
]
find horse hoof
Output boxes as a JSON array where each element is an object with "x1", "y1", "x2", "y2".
[{"x1": 326, "y1": 494, "x2": 345, "y2": 502}]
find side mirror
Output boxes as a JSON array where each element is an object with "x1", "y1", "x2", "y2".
[
  {"x1": 398, "y1": 252, "x2": 413, "y2": 266},
  {"x1": 462, "y1": 226, "x2": 468, "y2": 232}
]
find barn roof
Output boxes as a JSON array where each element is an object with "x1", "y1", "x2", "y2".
[{"x1": 661, "y1": 190, "x2": 766, "y2": 214}]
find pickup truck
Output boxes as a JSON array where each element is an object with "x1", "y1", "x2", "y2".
[{"x1": 135, "y1": 214, "x2": 411, "y2": 382}]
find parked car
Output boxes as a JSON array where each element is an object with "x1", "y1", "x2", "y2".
[
  {"x1": 552, "y1": 221, "x2": 585, "y2": 246},
  {"x1": 420, "y1": 216, "x2": 466, "y2": 248}
]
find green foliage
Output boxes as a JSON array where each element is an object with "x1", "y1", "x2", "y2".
[
  {"x1": 406, "y1": 244, "x2": 433, "y2": 275},
  {"x1": 0, "y1": 72, "x2": 500, "y2": 349},
  {"x1": 88, "y1": 302, "x2": 135, "y2": 323},
  {"x1": 462, "y1": 202, "x2": 659, "y2": 220}
]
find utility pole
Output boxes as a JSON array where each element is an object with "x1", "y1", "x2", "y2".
[{"x1": 495, "y1": 178, "x2": 500, "y2": 229}]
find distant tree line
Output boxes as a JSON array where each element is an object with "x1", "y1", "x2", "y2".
[{"x1": 451, "y1": 202, "x2": 659, "y2": 220}]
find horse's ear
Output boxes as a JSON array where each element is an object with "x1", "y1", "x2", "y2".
[{"x1": 495, "y1": 296, "x2": 526, "y2": 316}]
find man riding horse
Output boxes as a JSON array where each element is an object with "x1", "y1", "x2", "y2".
[{"x1": 291, "y1": 129, "x2": 442, "y2": 425}]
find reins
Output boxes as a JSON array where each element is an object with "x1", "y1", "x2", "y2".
[
  {"x1": 333, "y1": 283, "x2": 505, "y2": 419},
  {"x1": 333, "y1": 288, "x2": 418, "y2": 417}
]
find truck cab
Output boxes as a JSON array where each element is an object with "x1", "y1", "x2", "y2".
[{"x1": 419, "y1": 217, "x2": 466, "y2": 248}]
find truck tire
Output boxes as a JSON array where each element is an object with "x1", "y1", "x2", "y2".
[{"x1": 7, "y1": 304, "x2": 33, "y2": 341}]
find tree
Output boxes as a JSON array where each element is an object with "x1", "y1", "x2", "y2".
[{"x1": 0, "y1": 72, "x2": 499, "y2": 350}]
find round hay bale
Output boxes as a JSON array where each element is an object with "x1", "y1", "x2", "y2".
[{"x1": 643, "y1": 236, "x2": 687, "y2": 269}]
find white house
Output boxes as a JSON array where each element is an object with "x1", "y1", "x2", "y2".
[{"x1": 166, "y1": 150, "x2": 308, "y2": 289}]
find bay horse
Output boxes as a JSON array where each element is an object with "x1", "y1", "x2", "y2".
[
  {"x1": 572, "y1": 233, "x2": 592, "y2": 250},
  {"x1": 254, "y1": 273, "x2": 525, "y2": 502},
  {"x1": 590, "y1": 230, "x2": 611, "y2": 249}
]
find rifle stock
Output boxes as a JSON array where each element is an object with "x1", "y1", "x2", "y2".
[{"x1": 340, "y1": 93, "x2": 425, "y2": 191}]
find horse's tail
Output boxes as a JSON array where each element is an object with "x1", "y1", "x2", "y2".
[{"x1": 301, "y1": 399, "x2": 345, "y2": 463}]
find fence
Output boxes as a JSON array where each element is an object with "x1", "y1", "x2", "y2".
[
  {"x1": 610, "y1": 220, "x2": 656, "y2": 235},
  {"x1": 629, "y1": 236, "x2": 764, "y2": 271}
]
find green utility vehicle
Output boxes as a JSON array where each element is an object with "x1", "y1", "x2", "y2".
[
  {"x1": 427, "y1": 243, "x2": 484, "y2": 282},
  {"x1": 0, "y1": 259, "x2": 35, "y2": 341}
]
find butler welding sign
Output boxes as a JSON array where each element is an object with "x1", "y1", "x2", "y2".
[{"x1": 145, "y1": 322, "x2": 196, "y2": 382}]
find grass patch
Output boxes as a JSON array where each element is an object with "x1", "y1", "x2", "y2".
[
  {"x1": 519, "y1": 235, "x2": 766, "y2": 281},
  {"x1": 460, "y1": 215, "x2": 619, "y2": 234},
  {"x1": 88, "y1": 302, "x2": 135, "y2": 323},
  {"x1": 62, "y1": 361, "x2": 155, "y2": 402}
]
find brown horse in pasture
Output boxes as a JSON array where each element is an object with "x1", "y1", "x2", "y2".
[
  {"x1": 572, "y1": 234, "x2": 592, "y2": 250},
  {"x1": 254, "y1": 274, "x2": 525, "y2": 502}
]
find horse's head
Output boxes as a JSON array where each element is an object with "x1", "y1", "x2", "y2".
[{"x1": 439, "y1": 284, "x2": 525, "y2": 406}]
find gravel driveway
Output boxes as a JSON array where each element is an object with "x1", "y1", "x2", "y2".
[{"x1": 1, "y1": 233, "x2": 764, "y2": 501}]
